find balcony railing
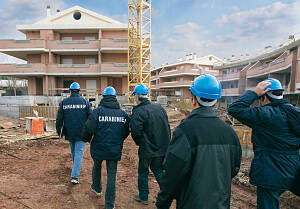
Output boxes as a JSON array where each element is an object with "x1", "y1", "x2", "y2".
[
  {"x1": 157, "y1": 80, "x2": 193, "y2": 88},
  {"x1": 247, "y1": 54, "x2": 292, "y2": 77},
  {"x1": 222, "y1": 88, "x2": 239, "y2": 95},
  {"x1": 0, "y1": 63, "x2": 45, "y2": 74},
  {"x1": 48, "y1": 40, "x2": 99, "y2": 49},
  {"x1": 0, "y1": 39, "x2": 45, "y2": 49},
  {"x1": 101, "y1": 39, "x2": 128, "y2": 49}
]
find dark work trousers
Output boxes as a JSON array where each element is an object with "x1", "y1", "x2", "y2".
[
  {"x1": 92, "y1": 159, "x2": 118, "y2": 209},
  {"x1": 257, "y1": 186, "x2": 285, "y2": 209},
  {"x1": 138, "y1": 157, "x2": 163, "y2": 201}
]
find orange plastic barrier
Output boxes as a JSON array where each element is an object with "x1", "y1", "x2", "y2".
[{"x1": 25, "y1": 117, "x2": 44, "y2": 136}]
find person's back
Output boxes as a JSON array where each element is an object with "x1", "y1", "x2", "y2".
[
  {"x1": 82, "y1": 87, "x2": 129, "y2": 209},
  {"x1": 130, "y1": 84, "x2": 171, "y2": 205},
  {"x1": 56, "y1": 82, "x2": 90, "y2": 184},
  {"x1": 156, "y1": 74, "x2": 241, "y2": 209},
  {"x1": 90, "y1": 105, "x2": 129, "y2": 161},
  {"x1": 60, "y1": 94, "x2": 90, "y2": 140},
  {"x1": 174, "y1": 108, "x2": 241, "y2": 209},
  {"x1": 228, "y1": 79, "x2": 300, "y2": 209},
  {"x1": 131, "y1": 100, "x2": 170, "y2": 158}
]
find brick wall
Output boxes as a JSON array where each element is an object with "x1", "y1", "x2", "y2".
[
  {"x1": 27, "y1": 54, "x2": 41, "y2": 63},
  {"x1": 60, "y1": 33, "x2": 98, "y2": 40},
  {"x1": 102, "y1": 30, "x2": 127, "y2": 39},
  {"x1": 101, "y1": 53, "x2": 127, "y2": 63}
]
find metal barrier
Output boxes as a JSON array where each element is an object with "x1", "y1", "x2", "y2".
[{"x1": 19, "y1": 106, "x2": 58, "y2": 119}]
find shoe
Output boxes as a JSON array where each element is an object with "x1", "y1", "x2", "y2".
[
  {"x1": 134, "y1": 195, "x2": 148, "y2": 205},
  {"x1": 71, "y1": 178, "x2": 79, "y2": 184},
  {"x1": 91, "y1": 185, "x2": 102, "y2": 196}
]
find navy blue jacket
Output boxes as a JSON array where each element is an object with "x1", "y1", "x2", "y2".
[
  {"x1": 56, "y1": 93, "x2": 90, "y2": 141},
  {"x1": 82, "y1": 96, "x2": 130, "y2": 161},
  {"x1": 228, "y1": 90, "x2": 300, "y2": 190}
]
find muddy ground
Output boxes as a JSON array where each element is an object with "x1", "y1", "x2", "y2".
[{"x1": 0, "y1": 114, "x2": 299, "y2": 209}]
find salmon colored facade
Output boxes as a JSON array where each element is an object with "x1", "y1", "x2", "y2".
[
  {"x1": 151, "y1": 55, "x2": 223, "y2": 98},
  {"x1": 215, "y1": 40, "x2": 300, "y2": 106},
  {"x1": 0, "y1": 6, "x2": 128, "y2": 96}
]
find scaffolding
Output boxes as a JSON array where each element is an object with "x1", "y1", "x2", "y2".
[{"x1": 128, "y1": 0, "x2": 151, "y2": 102}]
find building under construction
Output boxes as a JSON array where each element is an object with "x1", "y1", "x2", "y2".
[
  {"x1": 216, "y1": 39, "x2": 300, "y2": 106},
  {"x1": 0, "y1": 6, "x2": 129, "y2": 97}
]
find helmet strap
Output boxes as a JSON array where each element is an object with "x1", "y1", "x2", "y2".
[{"x1": 196, "y1": 96, "x2": 217, "y2": 107}]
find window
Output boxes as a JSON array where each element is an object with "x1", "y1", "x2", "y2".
[
  {"x1": 62, "y1": 37, "x2": 72, "y2": 41},
  {"x1": 85, "y1": 58, "x2": 96, "y2": 64},
  {"x1": 62, "y1": 58, "x2": 72, "y2": 64},
  {"x1": 85, "y1": 36, "x2": 96, "y2": 40}
]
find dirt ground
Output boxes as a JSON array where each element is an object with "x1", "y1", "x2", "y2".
[{"x1": 0, "y1": 114, "x2": 299, "y2": 209}]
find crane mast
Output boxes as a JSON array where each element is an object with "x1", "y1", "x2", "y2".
[{"x1": 128, "y1": 0, "x2": 151, "y2": 102}]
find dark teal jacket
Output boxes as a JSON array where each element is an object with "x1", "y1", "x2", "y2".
[{"x1": 228, "y1": 90, "x2": 300, "y2": 190}]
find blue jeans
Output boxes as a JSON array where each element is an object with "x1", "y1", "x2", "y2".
[
  {"x1": 138, "y1": 157, "x2": 163, "y2": 201},
  {"x1": 257, "y1": 186, "x2": 285, "y2": 209},
  {"x1": 69, "y1": 140, "x2": 85, "y2": 179},
  {"x1": 92, "y1": 159, "x2": 118, "y2": 209}
]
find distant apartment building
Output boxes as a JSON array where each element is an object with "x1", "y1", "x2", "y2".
[
  {"x1": 215, "y1": 40, "x2": 300, "y2": 106},
  {"x1": 151, "y1": 55, "x2": 223, "y2": 98},
  {"x1": 0, "y1": 6, "x2": 128, "y2": 96}
]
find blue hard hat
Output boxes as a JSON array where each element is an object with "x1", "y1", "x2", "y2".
[
  {"x1": 103, "y1": 86, "x2": 117, "y2": 96},
  {"x1": 132, "y1": 84, "x2": 149, "y2": 95},
  {"x1": 263, "y1": 78, "x2": 284, "y2": 91},
  {"x1": 189, "y1": 74, "x2": 222, "y2": 99},
  {"x1": 69, "y1": 82, "x2": 80, "y2": 90}
]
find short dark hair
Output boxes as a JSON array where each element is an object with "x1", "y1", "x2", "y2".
[
  {"x1": 70, "y1": 89, "x2": 80, "y2": 94},
  {"x1": 138, "y1": 96, "x2": 148, "y2": 102}
]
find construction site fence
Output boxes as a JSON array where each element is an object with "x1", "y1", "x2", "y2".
[{"x1": 0, "y1": 105, "x2": 58, "y2": 119}]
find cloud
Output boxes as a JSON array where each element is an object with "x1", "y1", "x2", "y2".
[
  {"x1": 111, "y1": 14, "x2": 127, "y2": 24},
  {"x1": 211, "y1": 1, "x2": 300, "y2": 57},
  {"x1": 0, "y1": 0, "x2": 66, "y2": 38},
  {"x1": 231, "y1": 5, "x2": 240, "y2": 12}
]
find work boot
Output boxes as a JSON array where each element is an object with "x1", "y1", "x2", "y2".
[
  {"x1": 134, "y1": 195, "x2": 148, "y2": 205},
  {"x1": 91, "y1": 185, "x2": 102, "y2": 196},
  {"x1": 71, "y1": 178, "x2": 79, "y2": 184}
]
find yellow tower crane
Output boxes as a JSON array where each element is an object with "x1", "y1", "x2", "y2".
[{"x1": 128, "y1": 0, "x2": 151, "y2": 103}]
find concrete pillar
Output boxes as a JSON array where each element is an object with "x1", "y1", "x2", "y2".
[
  {"x1": 43, "y1": 76, "x2": 49, "y2": 95},
  {"x1": 27, "y1": 77, "x2": 37, "y2": 95},
  {"x1": 49, "y1": 51, "x2": 55, "y2": 64},
  {"x1": 122, "y1": 77, "x2": 128, "y2": 94},
  {"x1": 98, "y1": 29, "x2": 102, "y2": 39},
  {"x1": 100, "y1": 76, "x2": 108, "y2": 93},
  {"x1": 290, "y1": 47, "x2": 298, "y2": 92}
]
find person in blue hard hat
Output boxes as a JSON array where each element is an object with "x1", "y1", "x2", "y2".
[
  {"x1": 228, "y1": 78, "x2": 300, "y2": 209},
  {"x1": 56, "y1": 82, "x2": 91, "y2": 184},
  {"x1": 82, "y1": 86, "x2": 129, "y2": 209},
  {"x1": 156, "y1": 74, "x2": 242, "y2": 209},
  {"x1": 130, "y1": 84, "x2": 171, "y2": 205}
]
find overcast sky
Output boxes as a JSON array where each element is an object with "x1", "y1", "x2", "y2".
[{"x1": 0, "y1": 0, "x2": 299, "y2": 67}]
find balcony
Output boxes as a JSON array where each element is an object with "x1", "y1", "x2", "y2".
[
  {"x1": 159, "y1": 68, "x2": 199, "y2": 78},
  {"x1": 222, "y1": 88, "x2": 239, "y2": 96},
  {"x1": 0, "y1": 63, "x2": 46, "y2": 75},
  {"x1": 0, "y1": 39, "x2": 46, "y2": 49},
  {"x1": 101, "y1": 63, "x2": 128, "y2": 74},
  {"x1": 157, "y1": 80, "x2": 193, "y2": 88},
  {"x1": 47, "y1": 64, "x2": 100, "y2": 75},
  {"x1": 100, "y1": 39, "x2": 128, "y2": 53},
  {"x1": 217, "y1": 72, "x2": 240, "y2": 81},
  {"x1": 247, "y1": 54, "x2": 292, "y2": 78},
  {"x1": 48, "y1": 40, "x2": 100, "y2": 50}
]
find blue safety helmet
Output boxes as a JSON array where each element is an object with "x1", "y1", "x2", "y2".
[
  {"x1": 132, "y1": 84, "x2": 149, "y2": 95},
  {"x1": 189, "y1": 74, "x2": 222, "y2": 99},
  {"x1": 69, "y1": 82, "x2": 80, "y2": 90},
  {"x1": 263, "y1": 78, "x2": 284, "y2": 91},
  {"x1": 103, "y1": 86, "x2": 117, "y2": 96}
]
